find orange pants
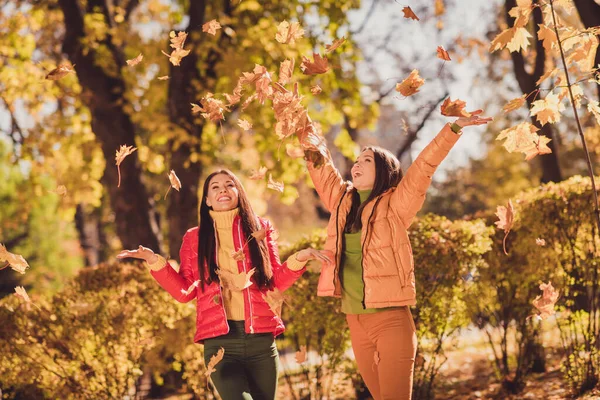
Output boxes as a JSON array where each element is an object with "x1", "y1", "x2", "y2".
[{"x1": 346, "y1": 307, "x2": 417, "y2": 400}]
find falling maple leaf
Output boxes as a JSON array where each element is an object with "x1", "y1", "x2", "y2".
[
  {"x1": 192, "y1": 93, "x2": 229, "y2": 123},
  {"x1": 202, "y1": 19, "x2": 221, "y2": 36},
  {"x1": 436, "y1": 46, "x2": 451, "y2": 61},
  {"x1": 300, "y1": 53, "x2": 330, "y2": 75},
  {"x1": 181, "y1": 280, "x2": 200, "y2": 296},
  {"x1": 231, "y1": 248, "x2": 246, "y2": 262},
  {"x1": 530, "y1": 92, "x2": 565, "y2": 125},
  {"x1": 434, "y1": 0, "x2": 445, "y2": 16},
  {"x1": 310, "y1": 85, "x2": 322, "y2": 95},
  {"x1": 275, "y1": 20, "x2": 305, "y2": 44},
  {"x1": 325, "y1": 37, "x2": 346, "y2": 53},
  {"x1": 503, "y1": 95, "x2": 527, "y2": 113},
  {"x1": 279, "y1": 59, "x2": 295, "y2": 85},
  {"x1": 536, "y1": 238, "x2": 546, "y2": 246},
  {"x1": 249, "y1": 166, "x2": 268, "y2": 180},
  {"x1": 440, "y1": 97, "x2": 471, "y2": 117},
  {"x1": 395, "y1": 69, "x2": 425, "y2": 97},
  {"x1": 45, "y1": 64, "x2": 75, "y2": 80},
  {"x1": 295, "y1": 345, "x2": 307, "y2": 364},
  {"x1": 164, "y1": 170, "x2": 182, "y2": 200},
  {"x1": 0, "y1": 244, "x2": 29, "y2": 274},
  {"x1": 237, "y1": 119, "x2": 253, "y2": 131},
  {"x1": 14, "y1": 286, "x2": 31, "y2": 302},
  {"x1": 115, "y1": 145, "x2": 137, "y2": 188},
  {"x1": 251, "y1": 229, "x2": 266, "y2": 242},
  {"x1": 218, "y1": 268, "x2": 255, "y2": 290},
  {"x1": 532, "y1": 282, "x2": 559, "y2": 320},
  {"x1": 267, "y1": 174, "x2": 284, "y2": 193},
  {"x1": 496, "y1": 122, "x2": 552, "y2": 161},
  {"x1": 162, "y1": 31, "x2": 190, "y2": 66},
  {"x1": 495, "y1": 199, "x2": 515, "y2": 255},
  {"x1": 204, "y1": 347, "x2": 225, "y2": 379},
  {"x1": 126, "y1": 53, "x2": 143, "y2": 66},
  {"x1": 157, "y1": 75, "x2": 170, "y2": 80},
  {"x1": 286, "y1": 143, "x2": 304, "y2": 159},
  {"x1": 402, "y1": 6, "x2": 420, "y2": 21},
  {"x1": 263, "y1": 288, "x2": 287, "y2": 318}
]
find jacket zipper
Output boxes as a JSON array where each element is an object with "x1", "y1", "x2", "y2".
[
  {"x1": 237, "y1": 220, "x2": 254, "y2": 334},
  {"x1": 360, "y1": 197, "x2": 383, "y2": 309},
  {"x1": 213, "y1": 223, "x2": 229, "y2": 331},
  {"x1": 334, "y1": 191, "x2": 347, "y2": 295}
]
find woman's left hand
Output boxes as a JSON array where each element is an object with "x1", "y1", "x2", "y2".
[
  {"x1": 455, "y1": 109, "x2": 493, "y2": 128},
  {"x1": 296, "y1": 248, "x2": 334, "y2": 264}
]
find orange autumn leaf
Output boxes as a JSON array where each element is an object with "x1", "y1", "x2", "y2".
[
  {"x1": 325, "y1": 37, "x2": 346, "y2": 53},
  {"x1": 496, "y1": 122, "x2": 552, "y2": 161},
  {"x1": 164, "y1": 170, "x2": 182, "y2": 200},
  {"x1": 275, "y1": 20, "x2": 305, "y2": 44},
  {"x1": 530, "y1": 92, "x2": 564, "y2": 125},
  {"x1": 14, "y1": 286, "x2": 31, "y2": 302},
  {"x1": 278, "y1": 59, "x2": 295, "y2": 85},
  {"x1": 192, "y1": 93, "x2": 229, "y2": 123},
  {"x1": 434, "y1": 0, "x2": 445, "y2": 16},
  {"x1": 503, "y1": 95, "x2": 527, "y2": 113},
  {"x1": 218, "y1": 267, "x2": 255, "y2": 290},
  {"x1": 436, "y1": 46, "x2": 451, "y2": 61},
  {"x1": 0, "y1": 244, "x2": 30, "y2": 274},
  {"x1": 45, "y1": 64, "x2": 75, "y2": 80},
  {"x1": 267, "y1": 174, "x2": 284, "y2": 193},
  {"x1": 263, "y1": 288, "x2": 287, "y2": 318},
  {"x1": 180, "y1": 280, "x2": 200, "y2": 296},
  {"x1": 251, "y1": 229, "x2": 266, "y2": 242},
  {"x1": 489, "y1": 27, "x2": 531, "y2": 53},
  {"x1": 495, "y1": 199, "x2": 515, "y2": 255},
  {"x1": 310, "y1": 85, "x2": 322, "y2": 95},
  {"x1": 508, "y1": 0, "x2": 533, "y2": 28},
  {"x1": 231, "y1": 248, "x2": 246, "y2": 262},
  {"x1": 537, "y1": 24, "x2": 557, "y2": 52},
  {"x1": 300, "y1": 53, "x2": 330, "y2": 75},
  {"x1": 402, "y1": 6, "x2": 420, "y2": 21},
  {"x1": 204, "y1": 347, "x2": 225, "y2": 378},
  {"x1": 249, "y1": 166, "x2": 268, "y2": 180},
  {"x1": 237, "y1": 118, "x2": 253, "y2": 131},
  {"x1": 440, "y1": 97, "x2": 471, "y2": 117},
  {"x1": 50, "y1": 184, "x2": 67, "y2": 196},
  {"x1": 115, "y1": 145, "x2": 137, "y2": 188},
  {"x1": 535, "y1": 238, "x2": 546, "y2": 246},
  {"x1": 395, "y1": 69, "x2": 425, "y2": 97},
  {"x1": 157, "y1": 75, "x2": 169, "y2": 80},
  {"x1": 126, "y1": 53, "x2": 143, "y2": 66},
  {"x1": 202, "y1": 19, "x2": 221, "y2": 36},
  {"x1": 162, "y1": 31, "x2": 190, "y2": 66},
  {"x1": 532, "y1": 282, "x2": 559, "y2": 320},
  {"x1": 295, "y1": 345, "x2": 307, "y2": 364}
]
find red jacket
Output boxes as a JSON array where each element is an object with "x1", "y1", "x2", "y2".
[{"x1": 150, "y1": 216, "x2": 305, "y2": 343}]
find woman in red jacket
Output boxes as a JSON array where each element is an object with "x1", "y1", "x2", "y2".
[
  {"x1": 299, "y1": 111, "x2": 491, "y2": 399},
  {"x1": 117, "y1": 169, "x2": 330, "y2": 400}
]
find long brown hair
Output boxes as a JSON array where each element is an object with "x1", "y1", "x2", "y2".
[
  {"x1": 197, "y1": 170, "x2": 273, "y2": 291},
  {"x1": 344, "y1": 146, "x2": 403, "y2": 233}
]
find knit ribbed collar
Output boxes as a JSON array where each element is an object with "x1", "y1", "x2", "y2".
[{"x1": 209, "y1": 208, "x2": 239, "y2": 228}]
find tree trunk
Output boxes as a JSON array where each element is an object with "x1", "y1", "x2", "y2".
[
  {"x1": 58, "y1": 0, "x2": 163, "y2": 253},
  {"x1": 573, "y1": 0, "x2": 600, "y2": 102},
  {"x1": 505, "y1": 0, "x2": 562, "y2": 183}
]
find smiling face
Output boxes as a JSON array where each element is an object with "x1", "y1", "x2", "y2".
[
  {"x1": 205, "y1": 173, "x2": 240, "y2": 211},
  {"x1": 351, "y1": 149, "x2": 376, "y2": 190}
]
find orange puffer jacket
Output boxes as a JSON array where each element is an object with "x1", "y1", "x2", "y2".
[{"x1": 307, "y1": 124, "x2": 460, "y2": 308}]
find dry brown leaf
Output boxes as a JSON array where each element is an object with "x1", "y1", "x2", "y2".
[
  {"x1": 251, "y1": 229, "x2": 266, "y2": 242},
  {"x1": 275, "y1": 20, "x2": 305, "y2": 44},
  {"x1": 249, "y1": 166, "x2": 268, "y2": 180},
  {"x1": 231, "y1": 248, "x2": 246, "y2": 262},
  {"x1": 440, "y1": 97, "x2": 471, "y2": 117},
  {"x1": 180, "y1": 280, "x2": 200, "y2": 296},
  {"x1": 395, "y1": 69, "x2": 425, "y2": 97},
  {"x1": 115, "y1": 145, "x2": 137, "y2": 188},
  {"x1": 14, "y1": 286, "x2": 31, "y2": 302},
  {"x1": 535, "y1": 238, "x2": 546, "y2": 246},
  {"x1": 325, "y1": 37, "x2": 346, "y2": 53},
  {"x1": 503, "y1": 95, "x2": 527, "y2": 113},
  {"x1": 218, "y1": 267, "x2": 255, "y2": 290},
  {"x1": 263, "y1": 288, "x2": 287, "y2": 318},
  {"x1": 162, "y1": 31, "x2": 190, "y2": 66},
  {"x1": 279, "y1": 59, "x2": 295, "y2": 85},
  {"x1": 532, "y1": 282, "x2": 559, "y2": 320},
  {"x1": 164, "y1": 170, "x2": 182, "y2": 199},
  {"x1": 436, "y1": 46, "x2": 451, "y2": 61},
  {"x1": 157, "y1": 75, "x2": 170, "y2": 80},
  {"x1": 267, "y1": 174, "x2": 284, "y2": 193},
  {"x1": 402, "y1": 6, "x2": 420, "y2": 21},
  {"x1": 295, "y1": 345, "x2": 307, "y2": 364},
  {"x1": 310, "y1": 85, "x2": 322, "y2": 95},
  {"x1": 126, "y1": 53, "x2": 143, "y2": 66},
  {"x1": 202, "y1": 19, "x2": 221, "y2": 36},
  {"x1": 237, "y1": 119, "x2": 253, "y2": 131},
  {"x1": 300, "y1": 53, "x2": 330, "y2": 75},
  {"x1": 0, "y1": 244, "x2": 29, "y2": 274},
  {"x1": 204, "y1": 347, "x2": 225, "y2": 378},
  {"x1": 45, "y1": 64, "x2": 75, "y2": 80},
  {"x1": 193, "y1": 93, "x2": 229, "y2": 123},
  {"x1": 495, "y1": 199, "x2": 515, "y2": 255}
]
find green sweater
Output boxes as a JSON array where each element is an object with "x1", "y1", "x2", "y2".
[{"x1": 341, "y1": 190, "x2": 387, "y2": 315}]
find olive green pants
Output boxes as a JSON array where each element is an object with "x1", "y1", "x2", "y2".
[{"x1": 203, "y1": 321, "x2": 279, "y2": 400}]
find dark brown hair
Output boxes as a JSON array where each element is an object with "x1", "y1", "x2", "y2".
[
  {"x1": 344, "y1": 146, "x2": 403, "y2": 233},
  {"x1": 197, "y1": 170, "x2": 273, "y2": 291}
]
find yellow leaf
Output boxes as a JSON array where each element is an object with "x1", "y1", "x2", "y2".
[
  {"x1": 275, "y1": 21, "x2": 304, "y2": 44},
  {"x1": 278, "y1": 59, "x2": 294, "y2": 85},
  {"x1": 503, "y1": 95, "x2": 526, "y2": 113},
  {"x1": 126, "y1": 53, "x2": 143, "y2": 66},
  {"x1": 530, "y1": 92, "x2": 565, "y2": 125},
  {"x1": 202, "y1": 19, "x2": 221, "y2": 36},
  {"x1": 507, "y1": 27, "x2": 532, "y2": 52},
  {"x1": 395, "y1": 69, "x2": 425, "y2": 97},
  {"x1": 537, "y1": 24, "x2": 557, "y2": 52}
]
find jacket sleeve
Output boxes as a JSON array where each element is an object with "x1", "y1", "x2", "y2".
[
  {"x1": 263, "y1": 219, "x2": 307, "y2": 292},
  {"x1": 391, "y1": 123, "x2": 461, "y2": 228},
  {"x1": 150, "y1": 230, "x2": 198, "y2": 303},
  {"x1": 305, "y1": 145, "x2": 348, "y2": 212}
]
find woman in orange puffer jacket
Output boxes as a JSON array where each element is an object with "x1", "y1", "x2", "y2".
[
  {"x1": 117, "y1": 169, "x2": 330, "y2": 400},
  {"x1": 300, "y1": 111, "x2": 492, "y2": 400}
]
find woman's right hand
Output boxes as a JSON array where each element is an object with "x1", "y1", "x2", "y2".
[{"x1": 116, "y1": 245, "x2": 158, "y2": 264}]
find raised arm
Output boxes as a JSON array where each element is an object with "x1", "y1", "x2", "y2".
[{"x1": 304, "y1": 145, "x2": 349, "y2": 212}]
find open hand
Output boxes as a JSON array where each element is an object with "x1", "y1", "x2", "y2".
[
  {"x1": 455, "y1": 110, "x2": 493, "y2": 128},
  {"x1": 296, "y1": 248, "x2": 334, "y2": 264},
  {"x1": 116, "y1": 245, "x2": 158, "y2": 264}
]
